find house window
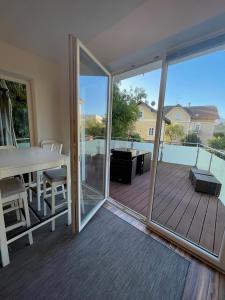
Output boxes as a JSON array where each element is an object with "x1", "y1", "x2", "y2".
[
  {"x1": 148, "y1": 127, "x2": 154, "y2": 136},
  {"x1": 0, "y1": 77, "x2": 33, "y2": 148},
  {"x1": 139, "y1": 111, "x2": 143, "y2": 119},
  {"x1": 175, "y1": 112, "x2": 181, "y2": 120},
  {"x1": 195, "y1": 124, "x2": 200, "y2": 132}
]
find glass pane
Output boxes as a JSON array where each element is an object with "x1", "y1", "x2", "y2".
[
  {"x1": 0, "y1": 79, "x2": 30, "y2": 147},
  {"x1": 152, "y1": 49, "x2": 225, "y2": 256},
  {"x1": 79, "y1": 48, "x2": 109, "y2": 225},
  {"x1": 109, "y1": 64, "x2": 162, "y2": 217}
]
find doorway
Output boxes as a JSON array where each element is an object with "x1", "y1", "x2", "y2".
[
  {"x1": 69, "y1": 34, "x2": 225, "y2": 272},
  {"x1": 109, "y1": 62, "x2": 162, "y2": 218}
]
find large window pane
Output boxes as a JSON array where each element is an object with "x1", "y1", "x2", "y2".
[
  {"x1": 152, "y1": 49, "x2": 225, "y2": 256},
  {"x1": 79, "y1": 49, "x2": 109, "y2": 224}
]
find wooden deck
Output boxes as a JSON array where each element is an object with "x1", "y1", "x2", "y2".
[{"x1": 110, "y1": 162, "x2": 225, "y2": 255}]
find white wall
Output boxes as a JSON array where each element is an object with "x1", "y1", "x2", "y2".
[{"x1": 0, "y1": 40, "x2": 61, "y2": 145}]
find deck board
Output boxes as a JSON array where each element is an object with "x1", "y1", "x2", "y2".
[
  {"x1": 214, "y1": 200, "x2": 225, "y2": 254},
  {"x1": 110, "y1": 162, "x2": 225, "y2": 255},
  {"x1": 187, "y1": 194, "x2": 209, "y2": 246},
  {"x1": 200, "y1": 195, "x2": 218, "y2": 253}
]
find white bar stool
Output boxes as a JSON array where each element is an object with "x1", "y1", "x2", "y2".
[
  {"x1": 43, "y1": 167, "x2": 70, "y2": 231},
  {"x1": 0, "y1": 177, "x2": 33, "y2": 266}
]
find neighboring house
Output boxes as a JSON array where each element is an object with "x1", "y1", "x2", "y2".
[
  {"x1": 85, "y1": 114, "x2": 103, "y2": 123},
  {"x1": 164, "y1": 104, "x2": 219, "y2": 144},
  {"x1": 134, "y1": 101, "x2": 170, "y2": 141}
]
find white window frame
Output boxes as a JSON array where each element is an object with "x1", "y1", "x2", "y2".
[
  {"x1": 175, "y1": 112, "x2": 181, "y2": 120},
  {"x1": 139, "y1": 111, "x2": 143, "y2": 119},
  {"x1": 148, "y1": 127, "x2": 154, "y2": 136},
  {"x1": 195, "y1": 124, "x2": 201, "y2": 132},
  {"x1": 0, "y1": 73, "x2": 37, "y2": 146}
]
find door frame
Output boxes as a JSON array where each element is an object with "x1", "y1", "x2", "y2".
[
  {"x1": 145, "y1": 37, "x2": 225, "y2": 272},
  {"x1": 69, "y1": 35, "x2": 112, "y2": 233}
]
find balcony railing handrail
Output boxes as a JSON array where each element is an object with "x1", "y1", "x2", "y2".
[
  {"x1": 199, "y1": 143, "x2": 225, "y2": 156},
  {"x1": 91, "y1": 136, "x2": 225, "y2": 158},
  {"x1": 16, "y1": 137, "x2": 30, "y2": 141}
]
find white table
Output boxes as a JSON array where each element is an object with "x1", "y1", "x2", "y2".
[{"x1": 0, "y1": 147, "x2": 71, "y2": 266}]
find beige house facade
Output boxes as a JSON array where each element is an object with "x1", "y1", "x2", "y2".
[
  {"x1": 134, "y1": 101, "x2": 169, "y2": 141},
  {"x1": 164, "y1": 104, "x2": 219, "y2": 144}
]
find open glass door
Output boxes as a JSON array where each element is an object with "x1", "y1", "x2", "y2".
[
  {"x1": 69, "y1": 36, "x2": 112, "y2": 232},
  {"x1": 147, "y1": 34, "x2": 225, "y2": 272}
]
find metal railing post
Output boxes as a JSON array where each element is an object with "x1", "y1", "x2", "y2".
[
  {"x1": 160, "y1": 141, "x2": 163, "y2": 161},
  {"x1": 131, "y1": 139, "x2": 134, "y2": 149},
  {"x1": 195, "y1": 143, "x2": 200, "y2": 167},
  {"x1": 208, "y1": 152, "x2": 213, "y2": 173}
]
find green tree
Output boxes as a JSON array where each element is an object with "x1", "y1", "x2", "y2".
[
  {"x1": 85, "y1": 119, "x2": 105, "y2": 137},
  {"x1": 129, "y1": 132, "x2": 143, "y2": 141},
  {"x1": 164, "y1": 123, "x2": 184, "y2": 143},
  {"x1": 208, "y1": 135, "x2": 225, "y2": 150},
  {"x1": 5, "y1": 80, "x2": 29, "y2": 139},
  {"x1": 214, "y1": 132, "x2": 225, "y2": 138},
  {"x1": 112, "y1": 83, "x2": 145, "y2": 138},
  {"x1": 182, "y1": 132, "x2": 201, "y2": 145}
]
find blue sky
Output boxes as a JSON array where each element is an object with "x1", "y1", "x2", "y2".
[
  {"x1": 80, "y1": 75, "x2": 108, "y2": 116},
  {"x1": 121, "y1": 50, "x2": 225, "y2": 119},
  {"x1": 80, "y1": 50, "x2": 225, "y2": 119}
]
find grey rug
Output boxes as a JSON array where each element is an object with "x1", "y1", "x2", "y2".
[{"x1": 0, "y1": 208, "x2": 189, "y2": 300}]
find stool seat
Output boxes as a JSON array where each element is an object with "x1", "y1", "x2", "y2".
[
  {"x1": 43, "y1": 168, "x2": 67, "y2": 183},
  {"x1": 0, "y1": 178, "x2": 26, "y2": 199}
]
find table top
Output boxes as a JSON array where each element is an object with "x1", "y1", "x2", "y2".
[
  {"x1": 191, "y1": 167, "x2": 213, "y2": 176},
  {"x1": 194, "y1": 173, "x2": 221, "y2": 184},
  {"x1": 0, "y1": 147, "x2": 69, "y2": 179},
  {"x1": 112, "y1": 148, "x2": 150, "y2": 158}
]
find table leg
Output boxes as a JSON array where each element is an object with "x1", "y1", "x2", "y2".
[
  {"x1": 0, "y1": 194, "x2": 10, "y2": 267},
  {"x1": 37, "y1": 171, "x2": 41, "y2": 211},
  {"x1": 66, "y1": 162, "x2": 71, "y2": 226}
]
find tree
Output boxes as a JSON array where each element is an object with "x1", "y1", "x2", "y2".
[
  {"x1": 208, "y1": 135, "x2": 225, "y2": 150},
  {"x1": 129, "y1": 132, "x2": 143, "y2": 141},
  {"x1": 164, "y1": 123, "x2": 184, "y2": 143},
  {"x1": 5, "y1": 80, "x2": 29, "y2": 139},
  {"x1": 182, "y1": 132, "x2": 201, "y2": 145},
  {"x1": 214, "y1": 132, "x2": 225, "y2": 138},
  {"x1": 112, "y1": 83, "x2": 145, "y2": 138},
  {"x1": 85, "y1": 119, "x2": 105, "y2": 138}
]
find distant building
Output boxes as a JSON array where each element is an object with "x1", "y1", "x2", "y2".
[
  {"x1": 85, "y1": 114, "x2": 103, "y2": 123},
  {"x1": 134, "y1": 101, "x2": 170, "y2": 141},
  {"x1": 164, "y1": 104, "x2": 219, "y2": 143}
]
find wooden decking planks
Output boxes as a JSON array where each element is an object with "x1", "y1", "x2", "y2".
[{"x1": 109, "y1": 162, "x2": 225, "y2": 255}]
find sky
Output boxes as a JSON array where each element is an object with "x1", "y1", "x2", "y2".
[
  {"x1": 80, "y1": 49, "x2": 225, "y2": 119},
  {"x1": 80, "y1": 75, "x2": 108, "y2": 116},
  {"x1": 120, "y1": 50, "x2": 225, "y2": 119}
]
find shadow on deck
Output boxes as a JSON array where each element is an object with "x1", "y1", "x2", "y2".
[{"x1": 110, "y1": 162, "x2": 225, "y2": 255}]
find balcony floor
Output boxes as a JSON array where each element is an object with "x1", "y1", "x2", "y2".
[{"x1": 110, "y1": 162, "x2": 225, "y2": 255}]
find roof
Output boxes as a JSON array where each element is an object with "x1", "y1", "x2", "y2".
[
  {"x1": 137, "y1": 101, "x2": 171, "y2": 124},
  {"x1": 164, "y1": 104, "x2": 219, "y2": 121}
]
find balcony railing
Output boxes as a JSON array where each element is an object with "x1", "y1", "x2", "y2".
[
  {"x1": 16, "y1": 137, "x2": 30, "y2": 148},
  {"x1": 83, "y1": 136, "x2": 225, "y2": 205}
]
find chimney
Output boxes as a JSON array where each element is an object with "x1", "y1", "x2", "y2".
[{"x1": 188, "y1": 102, "x2": 191, "y2": 108}]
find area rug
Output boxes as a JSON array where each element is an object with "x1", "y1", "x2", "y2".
[{"x1": 0, "y1": 208, "x2": 189, "y2": 300}]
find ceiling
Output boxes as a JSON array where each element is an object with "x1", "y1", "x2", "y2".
[{"x1": 0, "y1": 0, "x2": 225, "y2": 73}]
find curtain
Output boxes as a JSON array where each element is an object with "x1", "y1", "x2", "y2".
[{"x1": 0, "y1": 79, "x2": 17, "y2": 146}]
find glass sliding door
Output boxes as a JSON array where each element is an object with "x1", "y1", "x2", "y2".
[
  {"x1": 109, "y1": 61, "x2": 162, "y2": 218},
  {"x1": 69, "y1": 36, "x2": 112, "y2": 231},
  {"x1": 147, "y1": 36, "x2": 225, "y2": 271}
]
